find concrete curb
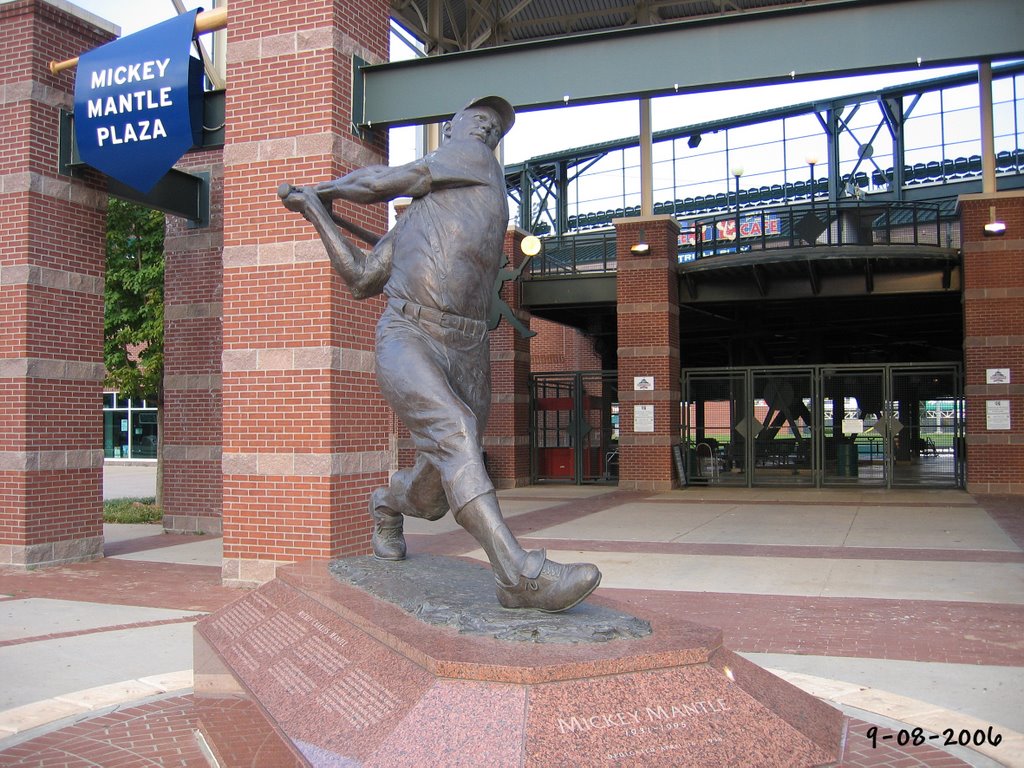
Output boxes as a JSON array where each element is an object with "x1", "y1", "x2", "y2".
[{"x1": 0, "y1": 670, "x2": 192, "y2": 738}]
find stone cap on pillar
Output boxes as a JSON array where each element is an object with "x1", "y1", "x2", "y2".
[
  {"x1": 39, "y1": 0, "x2": 120, "y2": 36},
  {"x1": 613, "y1": 215, "x2": 681, "y2": 262},
  {"x1": 957, "y1": 189, "x2": 1024, "y2": 204},
  {"x1": 611, "y1": 214, "x2": 681, "y2": 232}
]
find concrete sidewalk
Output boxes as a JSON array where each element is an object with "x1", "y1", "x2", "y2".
[
  {"x1": 0, "y1": 473, "x2": 1021, "y2": 766},
  {"x1": 102, "y1": 463, "x2": 157, "y2": 500}
]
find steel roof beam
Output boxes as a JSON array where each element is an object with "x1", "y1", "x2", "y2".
[{"x1": 361, "y1": 0, "x2": 1024, "y2": 128}]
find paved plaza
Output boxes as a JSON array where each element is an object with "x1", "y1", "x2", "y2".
[{"x1": 0, "y1": 467, "x2": 1021, "y2": 766}]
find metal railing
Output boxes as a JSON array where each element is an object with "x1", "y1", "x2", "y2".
[
  {"x1": 527, "y1": 200, "x2": 960, "y2": 278},
  {"x1": 685, "y1": 200, "x2": 960, "y2": 261},
  {"x1": 529, "y1": 231, "x2": 618, "y2": 276}
]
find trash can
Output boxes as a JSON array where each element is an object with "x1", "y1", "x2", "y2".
[{"x1": 835, "y1": 442, "x2": 858, "y2": 477}]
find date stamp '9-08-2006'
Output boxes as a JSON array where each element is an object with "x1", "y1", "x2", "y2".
[{"x1": 865, "y1": 725, "x2": 1003, "y2": 750}]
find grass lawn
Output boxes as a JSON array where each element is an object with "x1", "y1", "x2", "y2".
[{"x1": 103, "y1": 497, "x2": 162, "y2": 524}]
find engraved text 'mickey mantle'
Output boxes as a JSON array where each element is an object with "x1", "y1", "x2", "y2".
[{"x1": 557, "y1": 698, "x2": 732, "y2": 734}]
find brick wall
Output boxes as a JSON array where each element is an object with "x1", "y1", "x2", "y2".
[
  {"x1": 483, "y1": 228, "x2": 534, "y2": 488},
  {"x1": 219, "y1": 0, "x2": 391, "y2": 586},
  {"x1": 163, "y1": 147, "x2": 224, "y2": 533},
  {"x1": 0, "y1": 0, "x2": 112, "y2": 566},
  {"x1": 614, "y1": 216, "x2": 681, "y2": 490},
  {"x1": 960, "y1": 191, "x2": 1024, "y2": 494},
  {"x1": 530, "y1": 317, "x2": 602, "y2": 372}
]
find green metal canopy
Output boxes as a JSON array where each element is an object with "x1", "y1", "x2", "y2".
[{"x1": 371, "y1": 0, "x2": 1024, "y2": 128}]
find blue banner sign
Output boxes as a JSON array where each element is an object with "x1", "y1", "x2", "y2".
[{"x1": 74, "y1": 10, "x2": 203, "y2": 193}]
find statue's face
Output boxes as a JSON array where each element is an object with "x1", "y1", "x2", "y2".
[{"x1": 445, "y1": 106, "x2": 502, "y2": 149}]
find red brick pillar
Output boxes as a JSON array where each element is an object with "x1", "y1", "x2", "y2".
[
  {"x1": 220, "y1": 0, "x2": 390, "y2": 585},
  {"x1": 614, "y1": 216, "x2": 681, "y2": 491},
  {"x1": 0, "y1": 1, "x2": 112, "y2": 567},
  {"x1": 960, "y1": 192, "x2": 1024, "y2": 494},
  {"x1": 484, "y1": 227, "x2": 534, "y2": 488},
  {"x1": 162, "y1": 148, "x2": 224, "y2": 533}
]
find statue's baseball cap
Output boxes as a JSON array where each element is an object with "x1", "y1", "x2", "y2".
[{"x1": 461, "y1": 95, "x2": 516, "y2": 136}]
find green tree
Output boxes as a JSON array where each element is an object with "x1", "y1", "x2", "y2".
[{"x1": 104, "y1": 197, "x2": 165, "y2": 503}]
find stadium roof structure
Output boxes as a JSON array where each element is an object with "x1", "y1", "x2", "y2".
[
  {"x1": 369, "y1": 0, "x2": 1024, "y2": 129},
  {"x1": 389, "y1": 0, "x2": 873, "y2": 53}
]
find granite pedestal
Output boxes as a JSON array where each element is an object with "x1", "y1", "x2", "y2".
[{"x1": 195, "y1": 556, "x2": 846, "y2": 767}]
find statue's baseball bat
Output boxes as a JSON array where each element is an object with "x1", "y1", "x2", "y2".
[{"x1": 277, "y1": 183, "x2": 382, "y2": 245}]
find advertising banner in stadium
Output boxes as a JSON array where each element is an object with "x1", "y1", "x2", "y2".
[{"x1": 679, "y1": 214, "x2": 782, "y2": 247}]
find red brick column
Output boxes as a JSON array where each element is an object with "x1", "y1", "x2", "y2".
[
  {"x1": 614, "y1": 216, "x2": 681, "y2": 491},
  {"x1": 162, "y1": 148, "x2": 224, "y2": 534},
  {"x1": 960, "y1": 191, "x2": 1024, "y2": 494},
  {"x1": 0, "y1": 1, "x2": 112, "y2": 567},
  {"x1": 484, "y1": 227, "x2": 534, "y2": 488},
  {"x1": 220, "y1": 0, "x2": 390, "y2": 585}
]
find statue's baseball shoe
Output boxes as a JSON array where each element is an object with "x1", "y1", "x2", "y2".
[{"x1": 495, "y1": 552, "x2": 601, "y2": 612}]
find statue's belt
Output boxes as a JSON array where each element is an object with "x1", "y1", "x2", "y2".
[{"x1": 389, "y1": 298, "x2": 487, "y2": 337}]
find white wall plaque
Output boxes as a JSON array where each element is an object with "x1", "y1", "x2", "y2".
[
  {"x1": 634, "y1": 376, "x2": 654, "y2": 391},
  {"x1": 634, "y1": 404, "x2": 655, "y2": 432},
  {"x1": 986, "y1": 400, "x2": 1011, "y2": 430},
  {"x1": 986, "y1": 368, "x2": 1011, "y2": 385},
  {"x1": 842, "y1": 418, "x2": 864, "y2": 435}
]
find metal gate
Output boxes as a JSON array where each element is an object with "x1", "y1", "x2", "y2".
[
  {"x1": 531, "y1": 371, "x2": 618, "y2": 484},
  {"x1": 682, "y1": 371, "x2": 748, "y2": 486},
  {"x1": 753, "y1": 370, "x2": 815, "y2": 486},
  {"x1": 821, "y1": 367, "x2": 887, "y2": 486},
  {"x1": 890, "y1": 368, "x2": 966, "y2": 487},
  {"x1": 682, "y1": 364, "x2": 963, "y2": 488}
]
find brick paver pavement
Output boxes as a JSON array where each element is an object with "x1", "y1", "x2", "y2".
[
  {"x1": 1, "y1": 488, "x2": 1018, "y2": 766},
  {"x1": 0, "y1": 548, "x2": 989, "y2": 767},
  {"x1": 0, "y1": 696, "x2": 204, "y2": 767}
]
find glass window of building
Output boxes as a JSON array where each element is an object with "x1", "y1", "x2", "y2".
[{"x1": 103, "y1": 393, "x2": 158, "y2": 460}]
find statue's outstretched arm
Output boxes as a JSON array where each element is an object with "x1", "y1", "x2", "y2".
[
  {"x1": 279, "y1": 157, "x2": 436, "y2": 298},
  {"x1": 314, "y1": 162, "x2": 432, "y2": 204},
  {"x1": 280, "y1": 186, "x2": 392, "y2": 299}
]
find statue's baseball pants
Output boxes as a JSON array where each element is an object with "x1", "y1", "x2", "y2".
[{"x1": 373, "y1": 299, "x2": 495, "y2": 519}]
